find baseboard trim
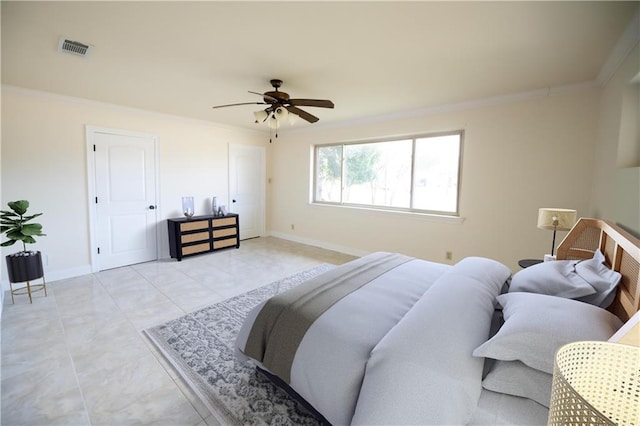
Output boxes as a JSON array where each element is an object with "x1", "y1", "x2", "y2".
[
  {"x1": 267, "y1": 231, "x2": 368, "y2": 258},
  {"x1": 0, "y1": 237, "x2": 359, "y2": 304},
  {"x1": 1, "y1": 265, "x2": 93, "y2": 293}
]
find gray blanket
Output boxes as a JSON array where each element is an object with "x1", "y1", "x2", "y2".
[{"x1": 243, "y1": 252, "x2": 411, "y2": 382}]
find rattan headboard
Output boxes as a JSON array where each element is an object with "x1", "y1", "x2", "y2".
[{"x1": 556, "y1": 218, "x2": 640, "y2": 322}]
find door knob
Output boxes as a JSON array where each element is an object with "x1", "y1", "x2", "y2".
[
  {"x1": 149, "y1": 205, "x2": 156, "y2": 210},
  {"x1": 232, "y1": 199, "x2": 237, "y2": 203}
]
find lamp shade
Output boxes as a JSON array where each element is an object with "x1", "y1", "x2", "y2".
[
  {"x1": 288, "y1": 112, "x2": 299, "y2": 125},
  {"x1": 267, "y1": 113, "x2": 279, "y2": 130},
  {"x1": 537, "y1": 208, "x2": 577, "y2": 231},
  {"x1": 548, "y1": 341, "x2": 640, "y2": 425},
  {"x1": 274, "y1": 106, "x2": 289, "y2": 120},
  {"x1": 253, "y1": 110, "x2": 268, "y2": 123}
]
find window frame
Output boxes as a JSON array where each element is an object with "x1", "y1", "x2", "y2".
[{"x1": 312, "y1": 130, "x2": 464, "y2": 217}]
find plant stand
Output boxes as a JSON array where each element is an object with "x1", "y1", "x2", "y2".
[
  {"x1": 6, "y1": 251, "x2": 47, "y2": 304},
  {"x1": 9, "y1": 279, "x2": 47, "y2": 304}
]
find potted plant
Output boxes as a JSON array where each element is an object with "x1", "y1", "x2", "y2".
[{"x1": 1, "y1": 200, "x2": 46, "y2": 283}]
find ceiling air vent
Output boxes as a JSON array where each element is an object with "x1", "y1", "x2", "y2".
[{"x1": 57, "y1": 37, "x2": 93, "y2": 58}]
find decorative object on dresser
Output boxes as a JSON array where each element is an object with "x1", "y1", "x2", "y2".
[
  {"x1": 537, "y1": 208, "x2": 577, "y2": 257},
  {"x1": 548, "y1": 341, "x2": 640, "y2": 425},
  {"x1": 211, "y1": 196, "x2": 217, "y2": 216},
  {"x1": 181, "y1": 196, "x2": 195, "y2": 218},
  {"x1": 1, "y1": 200, "x2": 47, "y2": 303},
  {"x1": 167, "y1": 214, "x2": 239, "y2": 261}
]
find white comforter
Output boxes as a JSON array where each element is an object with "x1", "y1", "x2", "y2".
[{"x1": 236, "y1": 254, "x2": 511, "y2": 425}]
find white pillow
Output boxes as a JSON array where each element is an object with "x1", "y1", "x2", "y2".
[
  {"x1": 574, "y1": 250, "x2": 621, "y2": 308},
  {"x1": 509, "y1": 250, "x2": 621, "y2": 308},
  {"x1": 482, "y1": 360, "x2": 552, "y2": 407},
  {"x1": 473, "y1": 293, "x2": 623, "y2": 374},
  {"x1": 509, "y1": 260, "x2": 595, "y2": 299}
]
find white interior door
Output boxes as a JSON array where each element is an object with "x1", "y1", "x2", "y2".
[
  {"x1": 88, "y1": 127, "x2": 158, "y2": 271},
  {"x1": 229, "y1": 144, "x2": 265, "y2": 240}
]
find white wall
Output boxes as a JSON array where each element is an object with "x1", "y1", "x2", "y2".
[
  {"x1": 1, "y1": 86, "x2": 267, "y2": 283},
  {"x1": 3, "y1": 48, "x2": 635, "y2": 282},
  {"x1": 591, "y1": 44, "x2": 640, "y2": 236},
  {"x1": 268, "y1": 90, "x2": 600, "y2": 271}
]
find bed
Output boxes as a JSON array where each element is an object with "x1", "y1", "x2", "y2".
[{"x1": 235, "y1": 218, "x2": 640, "y2": 425}]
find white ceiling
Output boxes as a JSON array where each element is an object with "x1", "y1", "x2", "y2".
[{"x1": 2, "y1": 1, "x2": 637, "y2": 131}]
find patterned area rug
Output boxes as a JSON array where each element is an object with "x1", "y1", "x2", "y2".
[{"x1": 144, "y1": 264, "x2": 335, "y2": 426}]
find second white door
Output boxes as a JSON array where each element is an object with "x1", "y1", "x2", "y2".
[{"x1": 228, "y1": 144, "x2": 265, "y2": 239}]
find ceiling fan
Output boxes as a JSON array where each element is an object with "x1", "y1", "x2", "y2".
[{"x1": 212, "y1": 79, "x2": 334, "y2": 125}]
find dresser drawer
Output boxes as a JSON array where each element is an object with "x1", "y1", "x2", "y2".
[
  {"x1": 180, "y1": 220, "x2": 209, "y2": 232},
  {"x1": 213, "y1": 238, "x2": 237, "y2": 249},
  {"x1": 182, "y1": 242, "x2": 211, "y2": 255},
  {"x1": 213, "y1": 217, "x2": 236, "y2": 227},
  {"x1": 213, "y1": 227, "x2": 237, "y2": 238},
  {"x1": 182, "y1": 231, "x2": 210, "y2": 243}
]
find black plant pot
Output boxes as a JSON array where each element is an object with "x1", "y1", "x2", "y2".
[{"x1": 6, "y1": 251, "x2": 44, "y2": 283}]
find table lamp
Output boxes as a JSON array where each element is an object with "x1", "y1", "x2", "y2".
[{"x1": 537, "y1": 208, "x2": 577, "y2": 257}]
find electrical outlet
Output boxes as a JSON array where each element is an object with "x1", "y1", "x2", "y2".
[
  {"x1": 291, "y1": 224, "x2": 295, "y2": 230},
  {"x1": 446, "y1": 251, "x2": 453, "y2": 260}
]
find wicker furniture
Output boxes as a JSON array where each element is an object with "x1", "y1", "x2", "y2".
[
  {"x1": 556, "y1": 218, "x2": 640, "y2": 322},
  {"x1": 548, "y1": 341, "x2": 639, "y2": 425},
  {"x1": 167, "y1": 214, "x2": 240, "y2": 261},
  {"x1": 548, "y1": 219, "x2": 640, "y2": 425}
]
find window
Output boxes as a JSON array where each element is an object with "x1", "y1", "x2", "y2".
[{"x1": 313, "y1": 131, "x2": 462, "y2": 215}]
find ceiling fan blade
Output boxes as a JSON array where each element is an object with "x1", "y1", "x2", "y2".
[
  {"x1": 288, "y1": 99, "x2": 334, "y2": 109},
  {"x1": 212, "y1": 102, "x2": 266, "y2": 109},
  {"x1": 248, "y1": 91, "x2": 278, "y2": 103},
  {"x1": 286, "y1": 105, "x2": 320, "y2": 123}
]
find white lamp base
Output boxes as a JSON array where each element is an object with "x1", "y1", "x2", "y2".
[{"x1": 544, "y1": 254, "x2": 556, "y2": 262}]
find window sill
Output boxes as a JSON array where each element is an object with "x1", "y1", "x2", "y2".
[{"x1": 309, "y1": 202, "x2": 465, "y2": 224}]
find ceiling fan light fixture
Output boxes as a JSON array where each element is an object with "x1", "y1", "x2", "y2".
[
  {"x1": 212, "y1": 79, "x2": 333, "y2": 132},
  {"x1": 267, "y1": 113, "x2": 279, "y2": 130},
  {"x1": 253, "y1": 110, "x2": 268, "y2": 123},
  {"x1": 288, "y1": 112, "x2": 299, "y2": 125},
  {"x1": 274, "y1": 106, "x2": 288, "y2": 120}
]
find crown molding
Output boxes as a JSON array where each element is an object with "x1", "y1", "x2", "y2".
[
  {"x1": 2, "y1": 80, "x2": 601, "y2": 138},
  {"x1": 597, "y1": 7, "x2": 640, "y2": 86},
  {"x1": 1, "y1": 84, "x2": 264, "y2": 136},
  {"x1": 290, "y1": 81, "x2": 599, "y2": 134}
]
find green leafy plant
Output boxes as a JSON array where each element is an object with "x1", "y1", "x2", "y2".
[{"x1": 1, "y1": 200, "x2": 46, "y2": 252}]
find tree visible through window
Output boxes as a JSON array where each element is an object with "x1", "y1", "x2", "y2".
[{"x1": 314, "y1": 132, "x2": 462, "y2": 215}]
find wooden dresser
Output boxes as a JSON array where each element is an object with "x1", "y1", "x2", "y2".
[{"x1": 167, "y1": 214, "x2": 239, "y2": 261}]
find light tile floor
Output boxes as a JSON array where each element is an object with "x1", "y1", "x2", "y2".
[{"x1": 1, "y1": 237, "x2": 356, "y2": 425}]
